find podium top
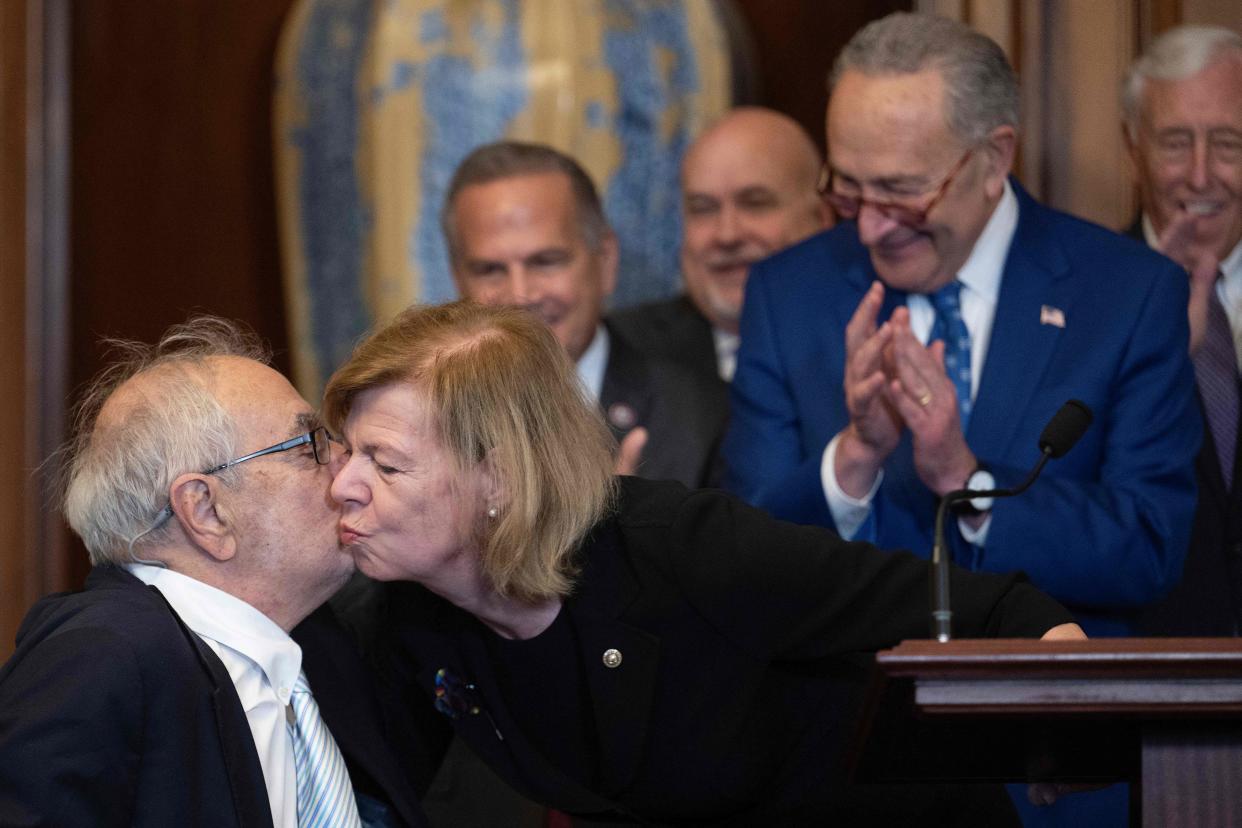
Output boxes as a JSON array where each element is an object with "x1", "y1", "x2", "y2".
[{"x1": 878, "y1": 638, "x2": 1242, "y2": 680}]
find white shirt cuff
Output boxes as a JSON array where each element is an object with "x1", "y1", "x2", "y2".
[
  {"x1": 821, "y1": 433, "x2": 883, "y2": 540},
  {"x1": 958, "y1": 512, "x2": 992, "y2": 546}
]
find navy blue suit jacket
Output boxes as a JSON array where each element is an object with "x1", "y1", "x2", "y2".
[
  {"x1": 724, "y1": 182, "x2": 1200, "y2": 634},
  {"x1": 0, "y1": 565, "x2": 425, "y2": 827}
]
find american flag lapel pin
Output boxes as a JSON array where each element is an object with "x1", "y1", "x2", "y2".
[{"x1": 1040, "y1": 305, "x2": 1066, "y2": 328}]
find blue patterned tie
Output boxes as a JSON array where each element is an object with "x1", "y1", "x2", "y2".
[
  {"x1": 1193, "y1": 283, "x2": 1239, "y2": 489},
  {"x1": 929, "y1": 281, "x2": 973, "y2": 430},
  {"x1": 287, "y1": 671, "x2": 362, "y2": 828}
]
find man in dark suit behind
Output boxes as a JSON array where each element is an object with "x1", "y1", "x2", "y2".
[
  {"x1": 444, "y1": 140, "x2": 726, "y2": 489},
  {"x1": 0, "y1": 318, "x2": 425, "y2": 827},
  {"x1": 1123, "y1": 25, "x2": 1242, "y2": 636},
  {"x1": 611, "y1": 106, "x2": 831, "y2": 384}
]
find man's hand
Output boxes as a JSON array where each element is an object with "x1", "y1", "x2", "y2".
[
  {"x1": 1155, "y1": 210, "x2": 1220, "y2": 354},
  {"x1": 882, "y1": 308, "x2": 977, "y2": 497},
  {"x1": 836, "y1": 282, "x2": 903, "y2": 497},
  {"x1": 614, "y1": 426, "x2": 648, "y2": 477}
]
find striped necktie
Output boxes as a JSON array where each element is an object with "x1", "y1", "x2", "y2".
[
  {"x1": 1193, "y1": 282, "x2": 1239, "y2": 490},
  {"x1": 929, "y1": 281, "x2": 973, "y2": 430},
  {"x1": 287, "y1": 671, "x2": 362, "y2": 828}
]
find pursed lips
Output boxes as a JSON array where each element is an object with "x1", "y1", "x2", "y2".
[{"x1": 339, "y1": 523, "x2": 366, "y2": 544}]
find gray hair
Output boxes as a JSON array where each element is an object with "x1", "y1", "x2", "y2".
[
  {"x1": 1122, "y1": 25, "x2": 1242, "y2": 140},
  {"x1": 829, "y1": 12, "x2": 1019, "y2": 145},
  {"x1": 441, "y1": 141, "x2": 609, "y2": 261},
  {"x1": 60, "y1": 316, "x2": 271, "y2": 566}
]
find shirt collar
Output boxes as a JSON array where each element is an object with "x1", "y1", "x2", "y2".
[
  {"x1": 575, "y1": 324, "x2": 609, "y2": 402},
  {"x1": 712, "y1": 327, "x2": 739, "y2": 382},
  {"x1": 954, "y1": 179, "x2": 1017, "y2": 303},
  {"x1": 125, "y1": 562, "x2": 302, "y2": 696},
  {"x1": 1220, "y1": 234, "x2": 1242, "y2": 284}
]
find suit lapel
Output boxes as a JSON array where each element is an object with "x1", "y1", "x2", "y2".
[
  {"x1": 968, "y1": 188, "x2": 1070, "y2": 461},
  {"x1": 675, "y1": 295, "x2": 720, "y2": 380},
  {"x1": 149, "y1": 583, "x2": 274, "y2": 828},
  {"x1": 566, "y1": 524, "x2": 661, "y2": 798},
  {"x1": 599, "y1": 325, "x2": 652, "y2": 441}
]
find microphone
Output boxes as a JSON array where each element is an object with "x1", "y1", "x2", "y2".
[{"x1": 930, "y1": 400, "x2": 1093, "y2": 642}]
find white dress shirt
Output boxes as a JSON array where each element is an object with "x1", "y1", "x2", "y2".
[
  {"x1": 126, "y1": 563, "x2": 302, "y2": 828},
  {"x1": 576, "y1": 324, "x2": 609, "y2": 402},
  {"x1": 713, "y1": 328, "x2": 740, "y2": 382},
  {"x1": 1142, "y1": 214, "x2": 1242, "y2": 364},
  {"x1": 822, "y1": 181, "x2": 1020, "y2": 546}
]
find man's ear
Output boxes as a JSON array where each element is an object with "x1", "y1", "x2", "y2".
[
  {"x1": 168, "y1": 473, "x2": 237, "y2": 562},
  {"x1": 981, "y1": 124, "x2": 1018, "y2": 199}
]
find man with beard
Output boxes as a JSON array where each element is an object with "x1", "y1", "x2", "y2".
[
  {"x1": 1123, "y1": 25, "x2": 1242, "y2": 636},
  {"x1": 612, "y1": 107, "x2": 830, "y2": 383},
  {"x1": 445, "y1": 140, "x2": 727, "y2": 489}
]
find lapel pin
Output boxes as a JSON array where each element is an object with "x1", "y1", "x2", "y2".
[
  {"x1": 602, "y1": 648, "x2": 623, "y2": 668},
  {"x1": 1040, "y1": 305, "x2": 1066, "y2": 328}
]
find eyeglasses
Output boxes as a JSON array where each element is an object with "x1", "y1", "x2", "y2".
[
  {"x1": 819, "y1": 147, "x2": 975, "y2": 227},
  {"x1": 152, "y1": 426, "x2": 334, "y2": 523},
  {"x1": 202, "y1": 425, "x2": 334, "y2": 475}
]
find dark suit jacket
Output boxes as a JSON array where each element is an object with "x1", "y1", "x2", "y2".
[
  {"x1": 599, "y1": 321, "x2": 728, "y2": 488},
  {"x1": 609, "y1": 294, "x2": 720, "y2": 382},
  {"x1": 724, "y1": 181, "x2": 1201, "y2": 636},
  {"x1": 374, "y1": 477, "x2": 1072, "y2": 824},
  {"x1": 0, "y1": 565, "x2": 425, "y2": 827},
  {"x1": 1125, "y1": 218, "x2": 1242, "y2": 635}
]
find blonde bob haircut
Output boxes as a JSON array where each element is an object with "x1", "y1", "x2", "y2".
[{"x1": 323, "y1": 300, "x2": 618, "y2": 602}]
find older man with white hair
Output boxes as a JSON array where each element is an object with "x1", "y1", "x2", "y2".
[
  {"x1": 1123, "y1": 25, "x2": 1242, "y2": 636},
  {"x1": 0, "y1": 318, "x2": 426, "y2": 827}
]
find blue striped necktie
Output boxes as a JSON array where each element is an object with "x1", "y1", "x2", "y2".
[
  {"x1": 929, "y1": 281, "x2": 973, "y2": 430},
  {"x1": 287, "y1": 671, "x2": 362, "y2": 828}
]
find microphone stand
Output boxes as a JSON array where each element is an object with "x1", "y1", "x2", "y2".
[{"x1": 930, "y1": 450, "x2": 1052, "y2": 642}]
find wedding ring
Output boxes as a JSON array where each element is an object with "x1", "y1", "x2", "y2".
[{"x1": 917, "y1": 391, "x2": 933, "y2": 407}]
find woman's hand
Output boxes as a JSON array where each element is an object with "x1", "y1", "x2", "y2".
[{"x1": 1039, "y1": 622, "x2": 1087, "y2": 641}]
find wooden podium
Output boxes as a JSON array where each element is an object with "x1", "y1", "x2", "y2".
[{"x1": 852, "y1": 639, "x2": 1242, "y2": 827}]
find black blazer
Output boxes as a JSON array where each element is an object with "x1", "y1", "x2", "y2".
[
  {"x1": 0, "y1": 565, "x2": 425, "y2": 827},
  {"x1": 609, "y1": 294, "x2": 720, "y2": 382},
  {"x1": 599, "y1": 321, "x2": 729, "y2": 489},
  {"x1": 374, "y1": 478, "x2": 1072, "y2": 824},
  {"x1": 1125, "y1": 218, "x2": 1242, "y2": 635}
]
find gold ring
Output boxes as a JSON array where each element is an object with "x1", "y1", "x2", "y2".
[{"x1": 917, "y1": 391, "x2": 933, "y2": 407}]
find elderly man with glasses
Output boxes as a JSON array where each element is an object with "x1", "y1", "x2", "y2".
[{"x1": 0, "y1": 317, "x2": 426, "y2": 827}]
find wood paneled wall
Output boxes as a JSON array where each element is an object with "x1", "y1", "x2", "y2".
[
  {"x1": 1, "y1": 0, "x2": 32, "y2": 660},
  {"x1": 1, "y1": 0, "x2": 71, "y2": 660}
]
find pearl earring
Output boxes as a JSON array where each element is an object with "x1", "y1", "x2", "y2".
[{"x1": 487, "y1": 506, "x2": 498, "y2": 519}]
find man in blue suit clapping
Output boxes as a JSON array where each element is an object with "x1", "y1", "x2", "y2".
[{"x1": 725, "y1": 16, "x2": 1200, "y2": 822}]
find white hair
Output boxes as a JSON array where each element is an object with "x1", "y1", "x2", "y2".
[
  {"x1": 1122, "y1": 25, "x2": 1242, "y2": 140},
  {"x1": 60, "y1": 316, "x2": 270, "y2": 565}
]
